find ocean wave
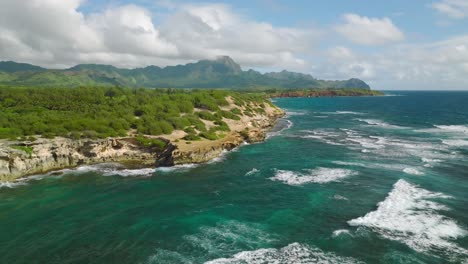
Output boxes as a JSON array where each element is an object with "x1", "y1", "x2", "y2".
[
  {"x1": 333, "y1": 194, "x2": 349, "y2": 200},
  {"x1": 435, "y1": 125, "x2": 468, "y2": 134},
  {"x1": 332, "y1": 229, "x2": 352, "y2": 238},
  {"x1": 319, "y1": 111, "x2": 365, "y2": 115},
  {"x1": 285, "y1": 110, "x2": 308, "y2": 116},
  {"x1": 266, "y1": 119, "x2": 293, "y2": 138},
  {"x1": 0, "y1": 181, "x2": 28, "y2": 189},
  {"x1": 271, "y1": 168, "x2": 357, "y2": 186},
  {"x1": 155, "y1": 163, "x2": 199, "y2": 172},
  {"x1": 146, "y1": 220, "x2": 276, "y2": 263},
  {"x1": 245, "y1": 168, "x2": 259, "y2": 176},
  {"x1": 418, "y1": 125, "x2": 468, "y2": 135},
  {"x1": 61, "y1": 163, "x2": 157, "y2": 177},
  {"x1": 403, "y1": 167, "x2": 424, "y2": 176},
  {"x1": 442, "y1": 139, "x2": 468, "y2": 147},
  {"x1": 348, "y1": 179, "x2": 468, "y2": 259},
  {"x1": 355, "y1": 119, "x2": 405, "y2": 129},
  {"x1": 205, "y1": 242, "x2": 363, "y2": 264}
]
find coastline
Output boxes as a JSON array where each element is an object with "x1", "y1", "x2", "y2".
[{"x1": 0, "y1": 102, "x2": 284, "y2": 183}]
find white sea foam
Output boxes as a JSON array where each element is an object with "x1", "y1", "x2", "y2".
[
  {"x1": 184, "y1": 220, "x2": 276, "y2": 257},
  {"x1": 205, "y1": 242, "x2": 362, "y2": 264},
  {"x1": 419, "y1": 125, "x2": 468, "y2": 137},
  {"x1": 320, "y1": 111, "x2": 365, "y2": 115},
  {"x1": 348, "y1": 179, "x2": 468, "y2": 258},
  {"x1": 102, "y1": 168, "x2": 155, "y2": 177},
  {"x1": 245, "y1": 168, "x2": 259, "y2": 176},
  {"x1": 333, "y1": 194, "x2": 349, "y2": 200},
  {"x1": 335, "y1": 111, "x2": 365, "y2": 115},
  {"x1": 442, "y1": 139, "x2": 468, "y2": 147},
  {"x1": 434, "y1": 125, "x2": 468, "y2": 134},
  {"x1": 299, "y1": 130, "x2": 345, "y2": 146},
  {"x1": 266, "y1": 120, "x2": 293, "y2": 139},
  {"x1": 207, "y1": 148, "x2": 237, "y2": 164},
  {"x1": 286, "y1": 110, "x2": 308, "y2": 116},
  {"x1": 146, "y1": 220, "x2": 276, "y2": 264},
  {"x1": 403, "y1": 167, "x2": 424, "y2": 176},
  {"x1": 0, "y1": 181, "x2": 28, "y2": 189},
  {"x1": 155, "y1": 163, "x2": 199, "y2": 172},
  {"x1": 332, "y1": 161, "x2": 367, "y2": 167},
  {"x1": 271, "y1": 168, "x2": 357, "y2": 186},
  {"x1": 332, "y1": 229, "x2": 352, "y2": 237},
  {"x1": 355, "y1": 119, "x2": 404, "y2": 129}
]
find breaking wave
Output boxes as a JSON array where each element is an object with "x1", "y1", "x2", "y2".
[
  {"x1": 271, "y1": 168, "x2": 357, "y2": 186},
  {"x1": 205, "y1": 242, "x2": 363, "y2": 264},
  {"x1": 348, "y1": 179, "x2": 468, "y2": 259}
]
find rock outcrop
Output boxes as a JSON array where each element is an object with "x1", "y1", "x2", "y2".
[{"x1": 0, "y1": 138, "x2": 172, "y2": 182}]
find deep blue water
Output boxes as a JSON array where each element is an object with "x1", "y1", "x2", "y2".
[{"x1": 0, "y1": 91, "x2": 467, "y2": 263}]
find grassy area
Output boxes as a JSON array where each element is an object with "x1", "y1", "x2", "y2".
[{"x1": 11, "y1": 145, "x2": 33, "y2": 156}]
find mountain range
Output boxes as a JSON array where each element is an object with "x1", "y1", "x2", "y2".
[{"x1": 0, "y1": 56, "x2": 370, "y2": 89}]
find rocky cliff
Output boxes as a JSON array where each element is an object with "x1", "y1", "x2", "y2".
[{"x1": 0, "y1": 105, "x2": 284, "y2": 182}]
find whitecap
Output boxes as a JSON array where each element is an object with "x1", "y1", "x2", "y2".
[
  {"x1": 348, "y1": 179, "x2": 468, "y2": 258},
  {"x1": 184, "y1": 220, "x2": 276, "y2": 257},
  {"x1": 333, "y1": 194, "x2": 349, "y2": 200},
  {"x1": 403, "y1": 167, "x2": 424, "y2": 176},
  {"x1": 335, "y1": 111, "x2": 365, "y2": 115},
  {"x1": 332, "y1": 161, "x2": 367, "y2": 167},
  {"x1": 332, "y1": 229, "x2": 352, "y2": 237},
  {"x1": 355, "y1": 119, "x2": 404, "y2": 129},
  {"x1": 205, "y1": 242, "x2": 363, "y2": 264},
  {"x1": 320, "y1": 111, "x2": 365, "y2": 115},
  {"x1": 271, "y1": 168, "x2": 357, "y2": 186},
  {"x1": 285, "y1": 110, "x2": 308, "y2": 116},
  {"x1": 442, "y1": 139, "x2": 468, "y2": 147},
  {"x1": 245, "y1": 168, "x2": 259, "y2": 176},
  {"x1": 434, "y1": 125, "x2": 468, "y2": 134}
]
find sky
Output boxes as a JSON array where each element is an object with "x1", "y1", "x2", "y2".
[{"x1": 0, "y1": 0, "x2": 468, "y2": 90}]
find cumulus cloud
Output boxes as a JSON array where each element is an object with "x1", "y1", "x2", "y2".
[
  {"x1": 432, "y1": 0, "x2": 468, "y2": 19},
  {"x1": 318, "y1": 36, "x2": 468, "y2": 89},
  {"x1": 0, "y1": 0, "x2": 316, "y2": 69},
  {"x1": 160, "y1": 3, "x2": 315, "y2": 69},
  {"x1": 335, "y1": 14, "x2": 404, "y2": 45}
]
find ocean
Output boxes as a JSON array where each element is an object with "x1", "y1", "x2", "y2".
[{"x1": 0, "y1": 91, "x2": 467, "y2": 263}]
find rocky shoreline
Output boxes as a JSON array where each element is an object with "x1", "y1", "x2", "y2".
[{"x1": 0, "y1": 105, "x2": 284, "y2": 182}]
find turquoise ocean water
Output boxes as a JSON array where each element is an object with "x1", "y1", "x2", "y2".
[{"x1": 0, "y1": 91, "x2": 467, "y2": 263}]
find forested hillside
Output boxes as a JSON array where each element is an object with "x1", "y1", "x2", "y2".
[{"x1": 0, "y1": 57, "x2": 371, "y2": 89}]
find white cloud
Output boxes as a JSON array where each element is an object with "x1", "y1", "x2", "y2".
[
  {"x1": 319, "y1": 36, "x2": 468, "y2": 89},
  {"x1": 432, "y1": 0, "x2": 468, "y2": 19},
  {"x1": 335, "y1": 14, "x2": 404, "y2": 45},
  {"x1": 0, "y1": 1, "x2": 316, "y2": 69}
]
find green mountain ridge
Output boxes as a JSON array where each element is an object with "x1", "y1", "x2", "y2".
[{"x1": 0, "y1": 56, "x2": 371, "y2": 89}]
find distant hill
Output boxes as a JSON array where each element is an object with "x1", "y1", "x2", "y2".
[{"x1": 0, "y1": 56, "x2": 371, "y2": 89}]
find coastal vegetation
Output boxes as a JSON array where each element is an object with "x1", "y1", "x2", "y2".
[{"x1": 0, "y1": 86, "x2": 269, "y2": 140}]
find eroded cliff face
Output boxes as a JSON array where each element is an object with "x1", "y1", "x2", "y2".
[
  {"x1": 0, "y1": 103, "x2": 284, "y2": 182},
  {"x1": 170, "y1": 104, "x2": 284, "y2": 165},
  {"x1": 0, "y1": 138, "x2": 171, "y2": 182}
]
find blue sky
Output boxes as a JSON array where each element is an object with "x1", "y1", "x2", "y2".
[{"x1": 1, "y1": 0, "x2": 468, "y2": 89}]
